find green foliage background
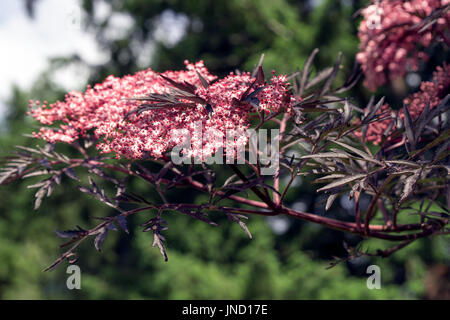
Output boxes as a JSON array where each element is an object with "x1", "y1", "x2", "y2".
[{"x1": 0, "y1": 0, "x2": 448, "y2": 299}]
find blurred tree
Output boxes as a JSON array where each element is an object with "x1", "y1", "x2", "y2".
[{"x1": 0, "y1": 0, "x2": 448, "y2": 299}]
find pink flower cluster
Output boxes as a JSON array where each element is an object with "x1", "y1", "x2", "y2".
[
  {"x1": 357, "y1": 64, "x2": 450, "y2": 144},
  {"x1": 356, "y1": 0, "x2": 450, "y2": 91},
  {"x1": 403, "y1": 64, "x2": 450, "y2": 118},
  {"x1": 355, "y1": 103, "x2": 394, "y2": 145},
  {"x1": 29, "y1": 61, "x2": 293, "y2": 159}
]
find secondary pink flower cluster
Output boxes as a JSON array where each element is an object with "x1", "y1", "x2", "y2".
[
  {"x1": 355, "y1": 103, "x2": 393, "y2": 145},
  {"x1": 356, "y1": 64, "x2": 450, "y2": 144},
  {"x1": 29, "y1": 61, "x2": 293, "y2": 159},
  {"x1": 356, "y1": 0, "x2": 450, "y2": 91}
]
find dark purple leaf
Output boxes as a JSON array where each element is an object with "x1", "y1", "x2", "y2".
[
  {"x1": 94, "y1": 227, "x2": 108, "y2": 252},
  {"x1": 64, "y1": 167, "x2": 80, "y2": 182},
  {"x1": 55, "y1": 229, "x2": 84, "y2": 238},
  {"x1": 226, "y1": 212, "x2": 252, "y2": 239},
  {"x1": 160, "y1": 75, "x2": 196, "y2": 94},
  {"x1": 256, "y1": 66, "x2": 265, "y2": 85},
  {"x1": 196, "y1": 70, "x2": 209, "y2": 88},
  {"x1": 403, "y1": 104, "x2": 416, "y2": 151},
  {"x1": 300, "y1": 48, "x2": 319, "y2": 96},
  {"x1": 116, "y1": 215, "x2": 129, "y2": 234}
]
